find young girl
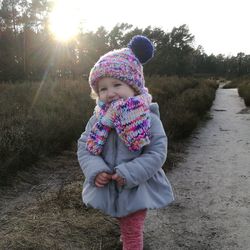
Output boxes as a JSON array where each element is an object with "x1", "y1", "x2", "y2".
[{"x1": 77, "y1": 35, "x2": 174, "y2": 250}]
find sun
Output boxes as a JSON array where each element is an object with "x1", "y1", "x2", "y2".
[{"x1": 49, "y1": 0, "x2": 83, "y2": 42}]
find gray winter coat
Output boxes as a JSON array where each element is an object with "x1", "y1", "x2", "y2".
[{"x1": 77, "y1": 102, "x2": 174, "y2": 217}]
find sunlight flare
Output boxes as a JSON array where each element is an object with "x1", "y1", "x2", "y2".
[{"x1": 49, "y1": 0, "x2": 83, "y2": 42}]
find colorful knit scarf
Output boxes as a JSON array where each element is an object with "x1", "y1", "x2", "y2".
[{"x1": 86, "y1": 94, "x2": 152, "y2": 155}]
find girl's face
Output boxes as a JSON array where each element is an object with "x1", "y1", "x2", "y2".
[{"x1": 97, "y1": 77, "x2": 135, "y2": 103}]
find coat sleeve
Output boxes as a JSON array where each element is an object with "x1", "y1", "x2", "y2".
[
  {"x1": 77, "y1": 115, "x2": 112, "y2": 186},
  {"x1": 115, "y1": 113, "x2": 168, "y2": 189}
]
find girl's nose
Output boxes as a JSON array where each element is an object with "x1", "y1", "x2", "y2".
[{"x1": 107, "y1": 89, "x2": 116, "y2": 100}]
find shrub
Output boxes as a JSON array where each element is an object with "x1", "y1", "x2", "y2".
[
  {"x1": 0, "y1": 79, "x2": 93, "y2": 184},
  {"x1": 222, "y1": 80, "x2": 240, "y2": 89},
  {"x1": 148, "y1": 77, "x2": 217, "y2": 140},
  {"x1": 0, "y1": 77, "x2": 218, "y2": 183},
  {"x1": 238, "y1": 82, "x2": 250, "y2": 106}
]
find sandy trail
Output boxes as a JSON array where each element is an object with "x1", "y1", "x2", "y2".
[{"x1": 145, "y1": 87, "x2": 250, "y2": 250}]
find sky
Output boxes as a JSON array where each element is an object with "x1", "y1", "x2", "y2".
[{"x1": 51, "y1": 0, "x2": 250, "y2": 56}]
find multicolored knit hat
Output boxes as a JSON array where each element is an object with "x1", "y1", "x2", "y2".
[{"x1": 89, "y1": 35, "x2": 154, "y2": 95}]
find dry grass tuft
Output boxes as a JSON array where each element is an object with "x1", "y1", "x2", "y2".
[{"x1": 0, "y1": 150, "x2": 121, "y2": 250}]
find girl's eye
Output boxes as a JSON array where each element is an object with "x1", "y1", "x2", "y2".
[
  {"x1": 114, "y1": 83, "x2": 122, "y2": 87},
  {"x1": 99, "y1": 88, "x2": 107, "y2": 92}
]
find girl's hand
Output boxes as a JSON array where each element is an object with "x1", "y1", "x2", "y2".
[
  {"x1": 95, "y1": 172, "x2": 112, "y2": 187},
  {"x1": 112, "y1": 173, "x2": 126, "y2": 187}
]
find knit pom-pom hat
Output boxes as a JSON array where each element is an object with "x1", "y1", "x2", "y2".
[{"x1": 89, "y1": 35, "x2": 154, "y2": 95}]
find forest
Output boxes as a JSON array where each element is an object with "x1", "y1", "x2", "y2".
[{"x1": 1, "y1": 0, "x2": 250, "y2": 82}]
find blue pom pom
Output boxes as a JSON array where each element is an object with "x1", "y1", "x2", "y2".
[{"x1": 128, "y1": 35, "x2": 154, "y2": 64}]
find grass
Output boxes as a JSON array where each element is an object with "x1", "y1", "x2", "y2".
[
  {"x1": 0, "y1": 77, "x2": 218, "y2": 184},
  {"x1": 219, "y1": 75, "x2": 250, "y2": 106},
  {"x1": 0, "y1": 76, "x2": 219, "y2": 249},
  {"x1": 1, "y1": 187, "x2": 119, "y2": 249},
  {"x1": 147, "y1": 76, "x2": 218, "y2": 140},
  {"x1": 0, "y1": 80, "x2": 93, "y2": 184},
  {"x1": 0, "y1": 150, "x2": 121, "y2": 250},
  {"x1": 222, "y1": 80, "x2": 240, "y2": 89},
  {"x1": 222, "y1": 76, "x2": 250, "y2": 106},
  {"x1": 238, "y1": 81, "x2": 250, "y2": 106}
]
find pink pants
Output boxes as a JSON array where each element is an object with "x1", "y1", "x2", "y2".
[{"x1": 117, "y1": 209, "x2": 147, "y2": 250}]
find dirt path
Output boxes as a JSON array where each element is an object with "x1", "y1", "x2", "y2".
[{"x1": 145, "y1": 87, "x2": 250, "y2": 250}]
